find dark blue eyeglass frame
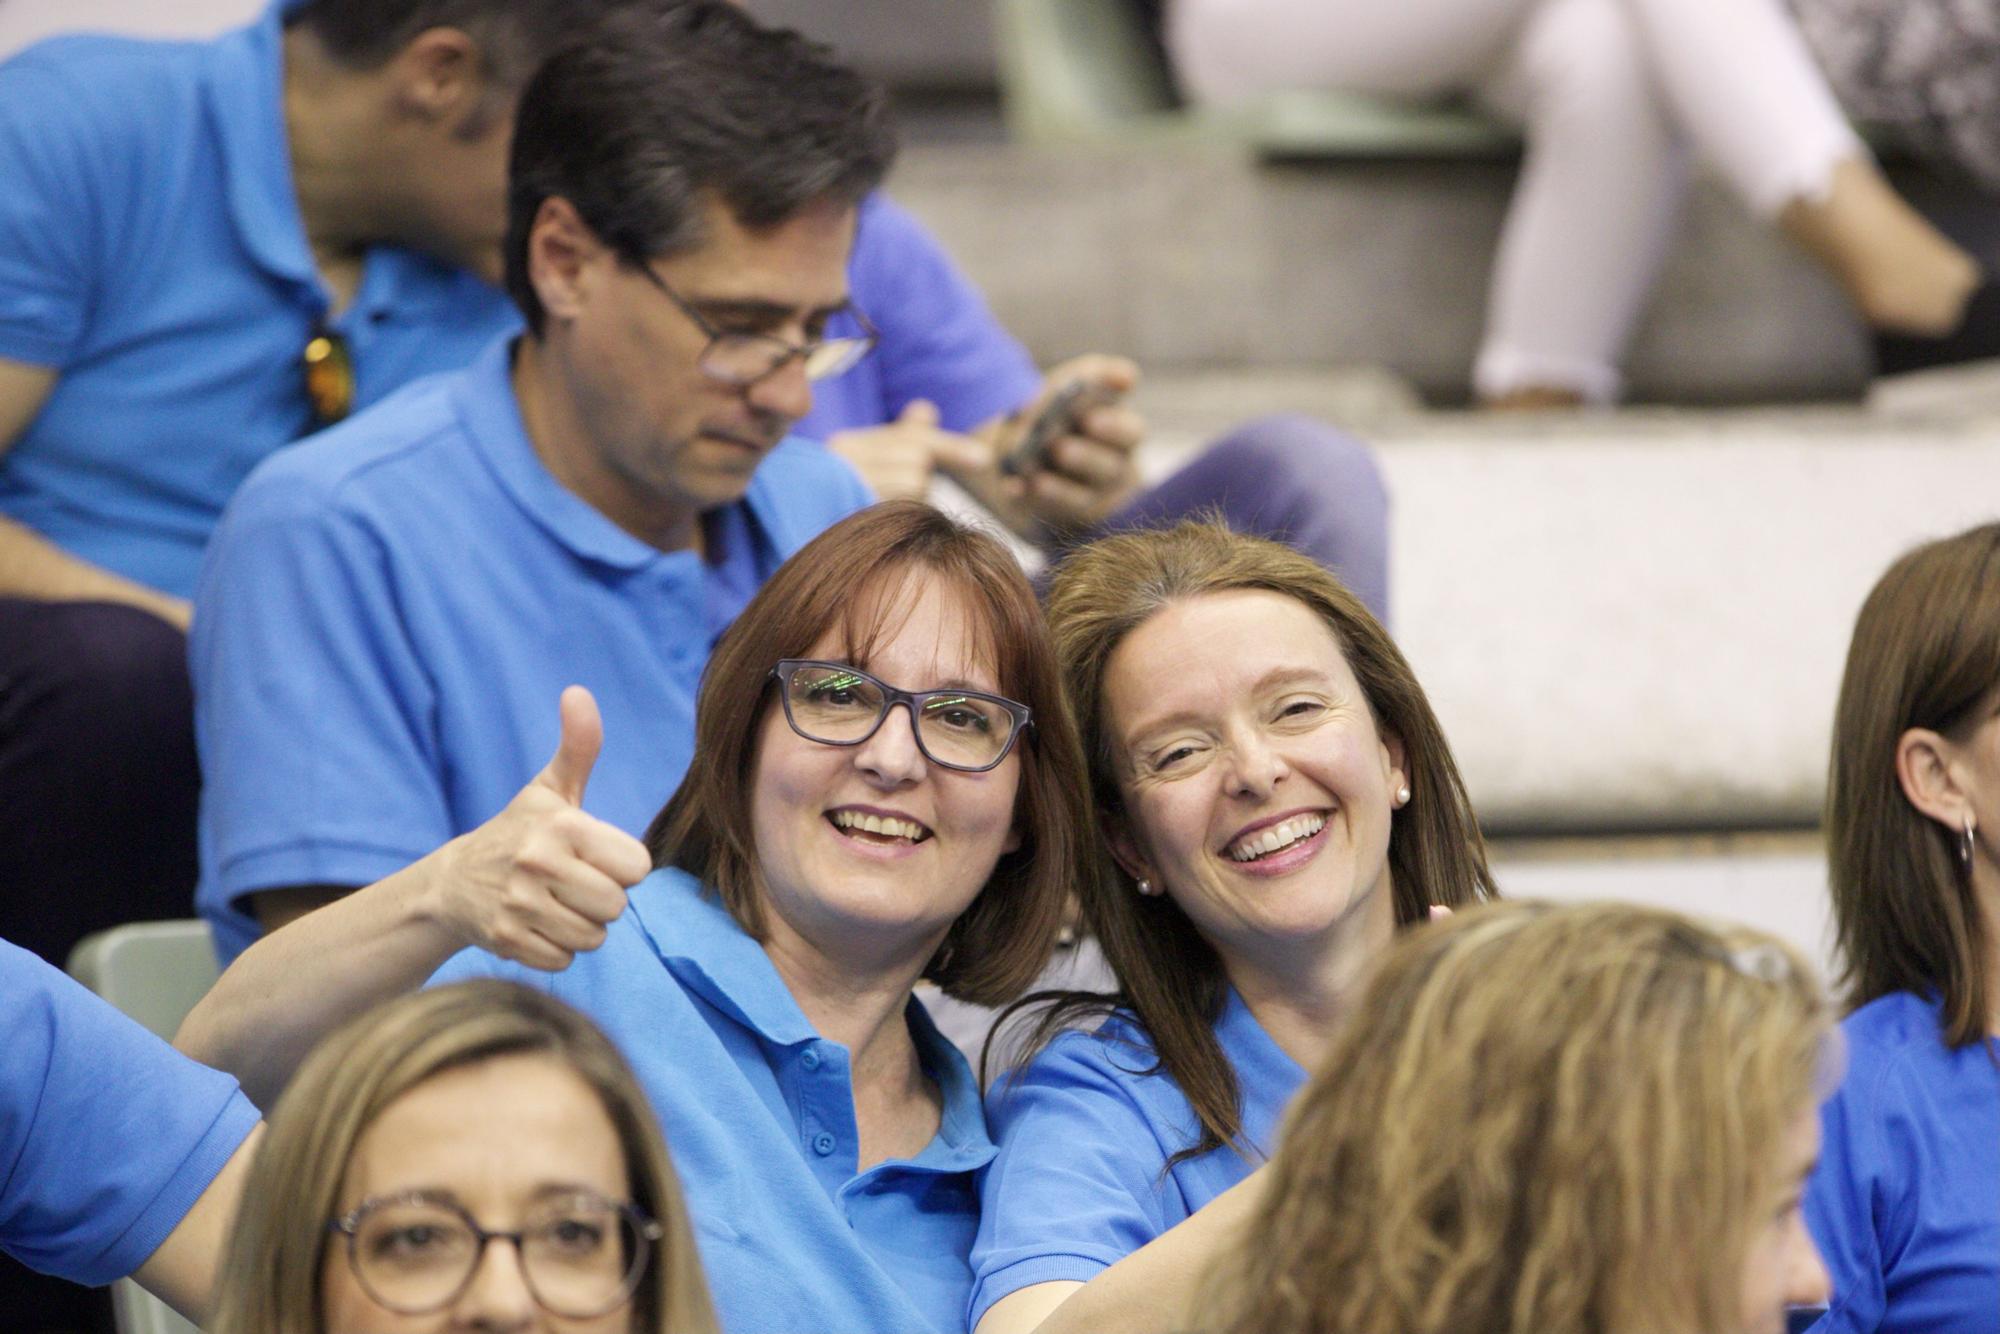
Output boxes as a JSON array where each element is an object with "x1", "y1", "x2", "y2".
[{"x1": 770, "y1": 659, "x2": 1034, "y2": 773}]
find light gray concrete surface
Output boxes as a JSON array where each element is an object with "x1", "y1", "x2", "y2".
[
  {"x1": 1493, "y1": 834, "x2": 1837, "y2": 983},
  {"x1": 886, "y1": 143, "x2": 1880, "y2": 404},
  {"x1": 0, "y1": 0, "x2": 257, "y2": 56},
  {"x1": 1123, "y1": 366, "x2": 2000, "y2": 834}
]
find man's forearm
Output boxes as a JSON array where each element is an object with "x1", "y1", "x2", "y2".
[{"x1": 0, "y1": 515, "x2": 190, "y2": 627}]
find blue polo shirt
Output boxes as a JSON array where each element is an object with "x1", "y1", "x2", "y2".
[
  {"x1": 0, "y1": 11, "x2": 516, "y2": 599},
  {"x1": 430, "y1": 866, "x2": 993, "y2": 1334},
  {"x1": 1804, "y1": 992, "x2": 2000, "y2": 1334},
  {"x1": 798, "y1": 194, "x2": 1042, "y2": 440},
  {"x1": 2, "y1": 938, "x2": 259, "y2": 1285},
  {"x1": 192, "y1": 337, "x2": 873, "y2": 962},
  {"x1": 969, "y1": 990, "x2": 1304, "y2": 1327}
]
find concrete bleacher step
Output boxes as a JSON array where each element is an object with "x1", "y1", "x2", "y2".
[
  {"x1": 1493, "y1": 830, "x2": 1834, "y2": 979},
  {"x1": 1117, "y1": 362, "x2": 2000, "y2": 836},
  {"x1": 886, "y1": 142, "x2": 1996, "y2": 405}
]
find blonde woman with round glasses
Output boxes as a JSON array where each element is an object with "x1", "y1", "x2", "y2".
[
  {"x1": 1198, "y1": 900, "x2": 1834, "y2": 1334},
  {"x1": 208, "y1": 979, "x2": 717, "y2": 1334}
]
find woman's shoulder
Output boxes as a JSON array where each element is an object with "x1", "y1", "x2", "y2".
[
  {"x1": 990, "y1": 1007, "x2": 1174, "y2": 1111},
  {"x1": 1841, "y1": 991, "x2": 1948, "y2": 1059}
]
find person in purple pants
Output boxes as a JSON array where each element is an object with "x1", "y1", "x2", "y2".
[{"x1": 802, "y1": 194, "x2": 1390, "y2": 619}]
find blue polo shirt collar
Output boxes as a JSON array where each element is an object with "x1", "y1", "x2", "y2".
[
  {"x1": 204, "y1": 9, "x2": 316, "y2": 291},
  {"x1": 452, "y1": 339, "x2": 788, "y2": 575},
  {"x1": 1218, "y1": 987, "x2": 1305, "y2": 1107},
  {"x1": 202, "y1": 6, "x2": 495, "y2": 329},
  {"x1": 628, "y1": 868, "x2": 995, "y2": 1173}
]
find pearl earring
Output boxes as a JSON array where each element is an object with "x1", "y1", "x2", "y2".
[
  {"x1": 1136, "y1": 877, "x2": 1153, "y2": 896},
  {"x1": 1395, "y1": 785, "x2": 1411, "y2": 807}
]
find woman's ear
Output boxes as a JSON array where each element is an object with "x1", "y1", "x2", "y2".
[
  {"x1": 1895, "y1": 726, "x2": 1969, "y2": 831},
  {"x1": 1382, "y1": 729, "x2": 1410, "y2": 807},
  {"x1": 1103, "y1": 813, "x2": 1159, "y2": 894}
]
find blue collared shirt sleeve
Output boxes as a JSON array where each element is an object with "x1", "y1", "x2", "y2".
[
  {"x1": 1806, "y1": 1056, "x2": 1894, "y2": 1333},
  {"x1": 1, "y1": 941, "x2": 259, "y2": 1285},
  {"x1": 193, "y1": 458, "x2": 453, "y2": 958},
  {"x1": 970, "y1": 1032, "x2": 1183, "y2": 1329},
  {"x1": 1804, "y1": 994, "x2": 2000, "y2": 1334},
  {"x1": 0, "y1": 47, "x2": 101, "y2": 367},
  {"x1": 798, "y1": 194, "x2": 1043, "y2": 441}
]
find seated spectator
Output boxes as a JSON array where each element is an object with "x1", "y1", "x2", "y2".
[
  {"x1": 186, "y1": 502, "x2": 1093, "y2": 1331},
  {"x1": 0, "y1": 0, "x2": 639, "y2": 970},
  {"x1": 804, "y1": 197, "x2": 1390, "y2": 619},
  {"x1": 970, "y1": 522, "x2": 1495, "y2": 1334},
  {"x1": 1793, "y1": 0, "x2": 2000, "y2": 198},
  {"x1": 1196, "y1": 901, "x2": 1835, "y2": 1334},
  {"x1": 1, "y1": 936, "x2": 259, "y2": 1324},
  {"x1": 1163, "y1": 0, "x2": 2000, "y2": 404},
  {"x1": 191, "y1": 2, "x2": 888, "y2": 963},
  {"x1": 1808, "y1": 521, "x2": 2000, "y2": 1333},
  {"x1": 208, "y1": 979, "x2": 717, "y2": 1334}
]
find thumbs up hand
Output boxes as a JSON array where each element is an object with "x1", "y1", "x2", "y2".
[{"x1": 423, "y1": 686, "x2": 653, "y2": 971}]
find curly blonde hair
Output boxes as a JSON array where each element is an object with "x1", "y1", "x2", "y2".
[{"x1": 1197, "y1": 901, "x2": 1830, "y2": 1334}]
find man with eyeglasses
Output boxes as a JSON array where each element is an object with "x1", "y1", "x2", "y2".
[{"x1": 188, "y1": 5, "x2": 889, "y2": 968}]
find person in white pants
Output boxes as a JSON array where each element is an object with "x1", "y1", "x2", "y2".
[{"x1": 1167, "y1": 0, "x2": 1992, "y2": 405}]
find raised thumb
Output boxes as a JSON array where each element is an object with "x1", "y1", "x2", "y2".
[
  {"x1": 534, "y1": 685, "x2": 603, "y2": 806},
  {"x1": 898, "y1": 398, "x2": 941, "y2": 429}
]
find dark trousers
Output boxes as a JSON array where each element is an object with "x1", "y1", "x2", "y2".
[
  {"x1": 0, "y1": 598, "x2": 200, "y2": 1334},
  {"x1": 0, "y1": 597, "x2": 200, "y2": 963}
]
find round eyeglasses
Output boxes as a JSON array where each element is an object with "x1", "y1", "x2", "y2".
[
  {"x1": 635, "y1": 263, "x2": 877, "y2": 387},
  {"x1": 328, "y1": 1190, "x2": 661, "y2": 1318},
  {"x1": 771, "y1": 660, "x2": 1033, "y2": 773}
]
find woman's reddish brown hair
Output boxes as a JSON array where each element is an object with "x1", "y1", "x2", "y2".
[{"x1": 646, "y1": 501, "x2": 1089, "y2": 1006}]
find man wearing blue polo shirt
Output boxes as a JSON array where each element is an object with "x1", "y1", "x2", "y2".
[
  {"x1": 0, "y1": 0, "x2": 645, "y2": 973},
  {"x1": 189, "y1": 4, "x2": 888, "y2": 969}
]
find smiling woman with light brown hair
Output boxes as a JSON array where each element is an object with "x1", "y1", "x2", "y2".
[
  {"x1": 1196, "y1": 900, "x2": 1833, "y2": 1334},
  {"x1": 970, "y1": 521, "x2": 1496, "y2": 1334}
]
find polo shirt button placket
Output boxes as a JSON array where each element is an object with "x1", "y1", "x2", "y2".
[
  {"x1": 801, "y1": 1046, "x2": 822, "y2": 1072},
  {"x1": 812, "y1": 1131, "x2": 837, "y2": 1156}
]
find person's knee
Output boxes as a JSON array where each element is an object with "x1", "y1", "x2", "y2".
[
  {"x1": 1515, "y1": 0, "x2": 1664, "y2": 140},
  {"x1": 1205, "y1": 415, "x2": 1389, "y2": 515},
  {"x1": 19, "y1": 601, "x2": 193, "y2": 742}
]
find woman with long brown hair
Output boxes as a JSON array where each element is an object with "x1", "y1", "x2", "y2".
[
  {"x1": 1197, "y1": 901, "x2": 1833, "y2": 1334},
  {"x1": 970, "y1": 522, "x2": 1495, "y2": 1334},
  {"x1": 1806, "y1": 521, "x2": 2000, "y2": 1333},
  {"x1": 185, "y1": 502, "x2": 1094, "y2": 1333}
]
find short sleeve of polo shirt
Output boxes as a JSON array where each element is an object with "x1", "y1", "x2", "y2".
[
  {"x1": 0, "y1": 940, "x2": 259, "y2": 1285},
  {"x1": 970, "y1": 1030, "x2": 1181, "y2": 1328},
  {"x1": 0, "y1": 46, "x2": 104, "y2": 368},
  {"x1": 193, "y1": 452, "x2": 453, "y2": 952},
  {"x1": 801, "y1": 195, "x2": 1042, "y2": 439},
  {"x1": 1805, "y1": 1053, "x2": 1895, "y2": 1333}
]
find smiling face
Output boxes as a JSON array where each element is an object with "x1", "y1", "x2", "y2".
[
  {"x1": 1736, "y1": 1107, "x2": 1831, "y2": 1334},
  {"x1": 749, "y1": 570, "x2": 1025, "y2": 975},
  {"x1": 1101, "y1": 589, "x2": 1407, "y2": 970},
  {"x1": 319, "y1": 1054, "x2": 636, "y2": 1334}
]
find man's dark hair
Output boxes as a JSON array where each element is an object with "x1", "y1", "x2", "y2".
[
  {"x1": 501, "y1": 2, "x2": 898, "y2": 334},
  {"x1": 286, "y1": 0, "x2": 617, "y2": 81}
]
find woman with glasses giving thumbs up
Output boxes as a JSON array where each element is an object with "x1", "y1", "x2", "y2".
[{"x1": 182, "y1": 501, "x2": 1092, "y2": 1334}]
